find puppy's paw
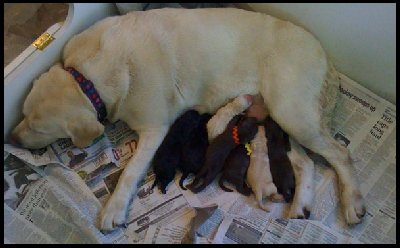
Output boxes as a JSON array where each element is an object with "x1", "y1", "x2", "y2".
[
  {"x1": 342, "y1": 189, "x2": 366, "y2": 225},
  {"x1": 100, "y1": 194, "x2": 129, "y2": 231},
  {"x1": 270, "y1": 193, "x2": 285, "y2": 203},
  {"x1": 256, "y1": 195, "x2": 272, "y2": 212},
  {"x1": 258, "y1": 202, "x2": 272, "y2": 212}
]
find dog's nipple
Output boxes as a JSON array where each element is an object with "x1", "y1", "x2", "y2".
[{"x1": 243, "y1": 94, "x2": 254, "y2": 105}]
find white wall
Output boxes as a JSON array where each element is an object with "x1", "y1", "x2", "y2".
[{"x1": 237, "y1": 3, "x2": 396, "y2": 104}]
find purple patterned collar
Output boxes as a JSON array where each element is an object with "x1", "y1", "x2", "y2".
[{"x1": 65, "y1": 67, "x2": 107, "y2": 123}]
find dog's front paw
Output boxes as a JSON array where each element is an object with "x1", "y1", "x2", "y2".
[
  {"x1": 342, "y1": 189, "x2": 366, "y2": 225},
  {"x1": 100, "y1": 194, "x2": 129, "y2": 231}
]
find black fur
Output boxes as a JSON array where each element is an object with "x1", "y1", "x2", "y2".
[
  {"x1": 188, "y1": 116, "x2": 258, "y2": 193},
  {"x1": 179, "y1": 113, "x2": 212, "y2": 190},
  {"x1": 219, "y1": 145, "x2": 252, "y2": 196},
  {"x1": 264, "y1": 116, "x2": 295, "y2": 202},
  {"x1": 151, "y1": 110, "x2": 201, "y2": 193}
]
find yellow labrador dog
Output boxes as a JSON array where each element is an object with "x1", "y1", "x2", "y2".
[{"x1": 11, "y1": 8, "x2": 365, "y2": 230}]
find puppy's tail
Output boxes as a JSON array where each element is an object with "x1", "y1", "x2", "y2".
[
  {"x1": 190, "y1": 182, "x2": 207, "y2": 193},
  {"x1": 151, "y1": 178, "x2": 158, "y2": 190},
  {"x1": 218, "y1": 176, "x2": 233, "y2": 193},
  {"x1": 187, "y1": 166, "x2": 208, "y2": 192},
  {"x1": 256, "y1": 190, "x2": 270, "y2": 212},
  {"x1": 179, "y1": 173, "x2": 188, "y2": 190},
  {"x1": 187, "y1": 175, "x2": 209, "y2": 193}
]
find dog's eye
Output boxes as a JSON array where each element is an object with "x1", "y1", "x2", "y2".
[
  {"x1": 33, "y1": 128, "x2": 48, "y2": 135},
  {"x1": 30, "y1": 125, "x2": 48, "y2": 135}
]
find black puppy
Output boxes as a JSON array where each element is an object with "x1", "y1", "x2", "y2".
[
  {"x1": 264, "y1": 116, "x2": 295, "y2": 202},
  {"x1": 188, "y1": 115, "x2": 258, "y2": 193},
  {"x1": 151, "y1": 110, "x2": 201, "y2": 193},
  {"x1": 218, "y1": 145, "x2": 252, "y2": 196},
  {"x1": 179, "y1": 113, "x2": 212, "y2": 190}
]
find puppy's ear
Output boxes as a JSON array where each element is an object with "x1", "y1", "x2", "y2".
[{"x1": 66, "y1": 116, "x2": 104, "y2": 148}]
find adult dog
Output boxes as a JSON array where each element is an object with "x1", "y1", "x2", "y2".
[{"x1": 10, "y1": 8, "x2": 365, "y2": 230}]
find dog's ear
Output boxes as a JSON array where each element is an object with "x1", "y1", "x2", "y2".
[{"x1": 66, "y1": 116, "x2": 104, "y2": 148}]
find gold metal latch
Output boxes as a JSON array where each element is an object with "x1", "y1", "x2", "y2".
[{"x1": 32, "y1": 32, "x2": 55, "y2": 50}]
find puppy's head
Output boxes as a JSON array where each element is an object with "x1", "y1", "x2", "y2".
[
  {"x1": 237, "y1": 117, "x2": 258, "y2": 144},
  {"x1": 10, "y1": 63, "x2": 104, "y2": 149}
]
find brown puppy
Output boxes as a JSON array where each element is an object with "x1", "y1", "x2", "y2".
[
  {"x1": 218, "y1": 145, "x2": 252, "y2": 196},
  {"x1": 188, "y1": 115, "x2": 258, "y2": 193},
  {"x1": 264, "y1": 116, "x2": 296, "y2": 203}
]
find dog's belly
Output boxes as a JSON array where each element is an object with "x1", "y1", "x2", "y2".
[{"x1": 187, "y1": 75, "x2": 260, "y2": 114}]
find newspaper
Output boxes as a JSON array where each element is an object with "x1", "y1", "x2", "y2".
[
  {"x1": 209, "y1": 73, "x2": 396, "y2": 244},
  {"x1": 4, "y1": 72, "x2": 396, "y2": 244}
]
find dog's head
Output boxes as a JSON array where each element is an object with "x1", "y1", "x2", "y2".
[
  {"x1": 237, "y1": 117, "x2": 258, "y2": 144},
  {"x1": 10, "y1": 63, "x2": 104, "y2": 149}
]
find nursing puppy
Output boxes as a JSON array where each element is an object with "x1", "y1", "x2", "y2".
[
  {"x1": 11, "y1": 8, "x2": 365, "y2": 230},
  {"x1": 179, "y1": 113, "x2": 212, "y2": 190},
  {"x1": 264, "y1": 116, "x2": 296, "y2": 203},
  {"x1": 210, "y1": 94, "x2": 282, "y2": 210},
  {"x1": 218, "y1": 145, "x2": 252, "y2": 196},
  {"x1": 151, "y1": 110, "x2": 201, "y2": 194},
  {"x1": 188, "y1": 115, "x2": 258, "y2": 193},
  {"x1": 247, "y1": 126, "x2": 279, "y2": 211}
]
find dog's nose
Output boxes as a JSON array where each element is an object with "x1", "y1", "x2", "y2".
[{"x1": 9, "y1": 133, "x2": 21, "y2": 146}]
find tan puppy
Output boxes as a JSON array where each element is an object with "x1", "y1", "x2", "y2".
[
  {"x1": 247, "y1": 126, "x2": 280, "y2": 211},
  {"x1": 10, "y1": 8, "x2": 365, "y2": 230}
]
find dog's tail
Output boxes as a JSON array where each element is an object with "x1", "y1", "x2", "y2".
[
  {"x1": 320, "y1": 60, "x2": 340, "y2": 135},
  {"x1": 218, "y1": 176, "x2": 234, "y2": 193}
]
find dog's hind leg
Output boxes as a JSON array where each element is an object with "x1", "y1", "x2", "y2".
[
  {"x1": 259, "y1": 44, "x2": 365, "y2": 224},
  {"x1": 287, "y1": 137, "x2": 314, "y2": 219},
  {"x1": 263, "y1": 88, "x2": 365, "y2": 224},
  {"x1": 207, "y1": 94, "x2": 253, "y2": 142},
  {"x1": 303, "y1": 132, "x2": 365, "y2": 224},
  {"x1": 100, "y1": 126, "x2": 169, "y2": 231},
  {"x1": 265, "y1": 93, "x2": 364, "y2": 224}
]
